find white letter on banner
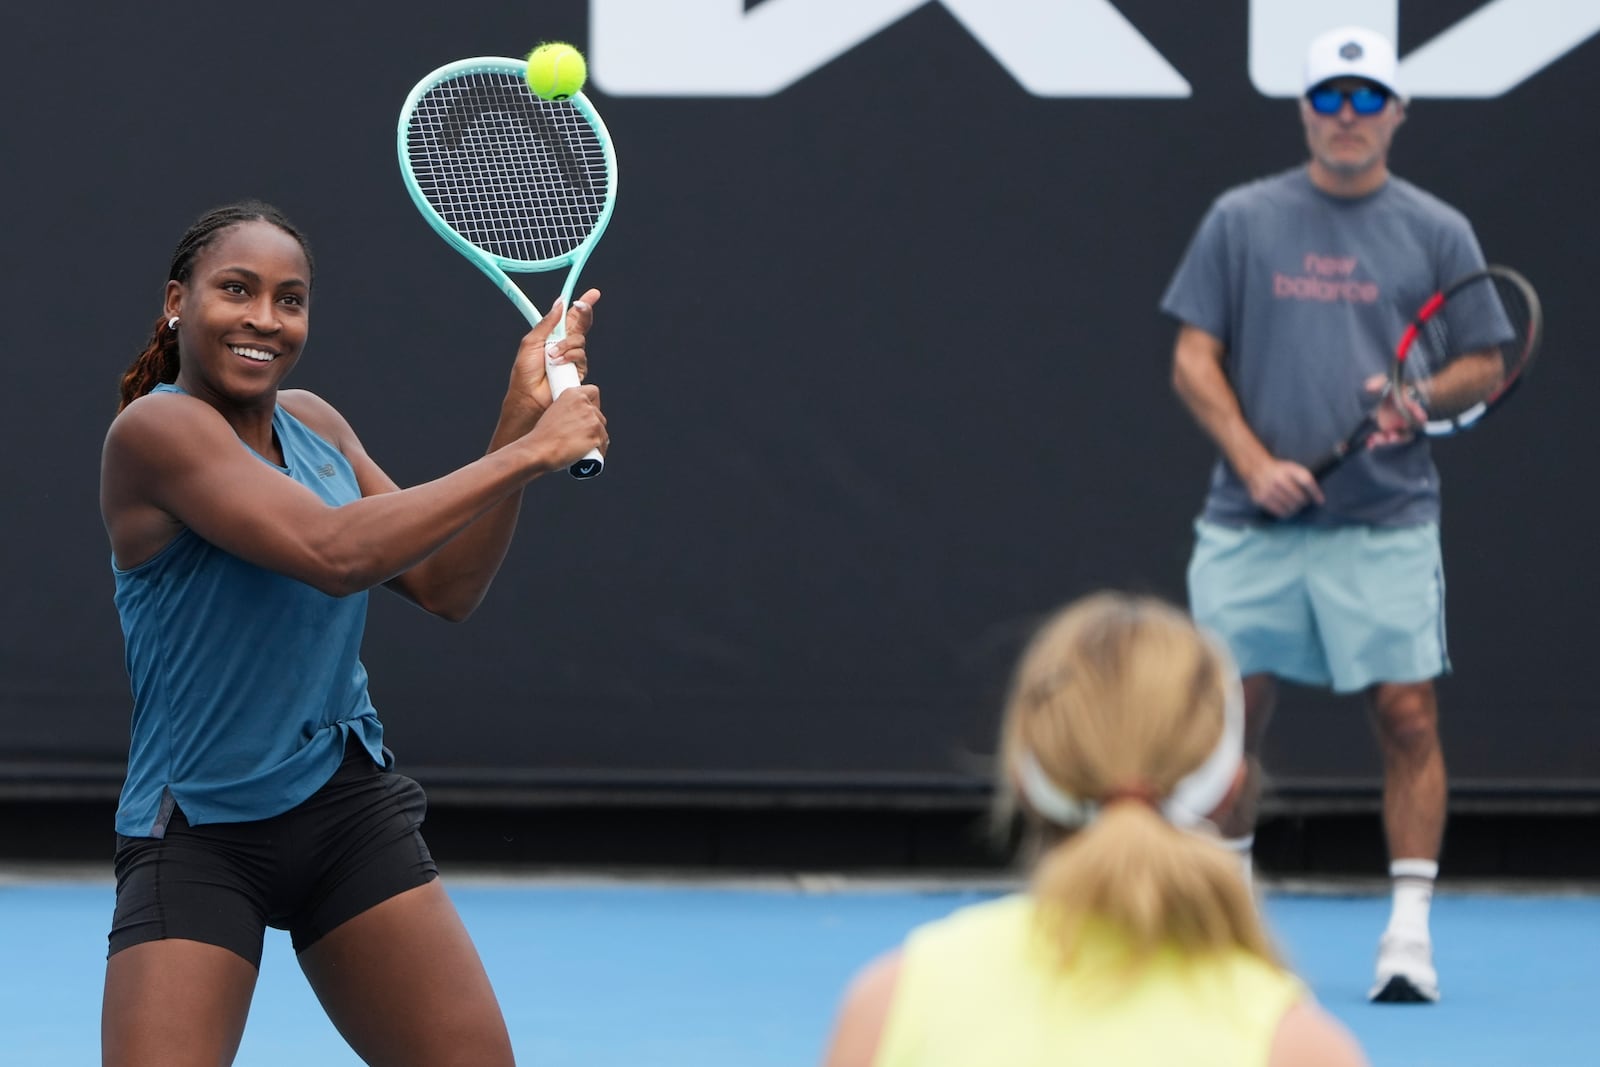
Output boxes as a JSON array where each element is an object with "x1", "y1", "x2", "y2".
[
  {"x1": 1250, "y1": 0, "x2": 1600, "y2": 99},
  {"x1": 939, "y1": 0, "x2": 1188, "y2": 97},
  {"x1": 592, "y1": 0, "x2": 1188, "y2": 97},
  {"x1": 592, "y1": 0, "x2": 926, "y2": 96},
  {"x1": 1400, "y1": 0, "x2": 1600, "y2": 98}
]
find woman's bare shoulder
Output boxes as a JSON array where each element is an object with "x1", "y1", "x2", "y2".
[{"x1": 1269, "y1": 1000, "x2": 1371, "y2": 1067}]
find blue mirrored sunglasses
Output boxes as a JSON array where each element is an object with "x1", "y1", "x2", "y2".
[{"x1": 1307, "y1": 84, "x2": 1391, "y2": 116}]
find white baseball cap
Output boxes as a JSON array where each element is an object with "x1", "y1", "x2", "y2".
[{"x1": 1303, "y1": 25, "x2": 1404, "y2": 100}]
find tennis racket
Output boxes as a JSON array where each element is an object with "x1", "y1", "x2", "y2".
[
  {"x1": 1309, "y1": 265, "x2": 1542, "y2": 480},
  {"x1": 398, "y1": 56, "x2": 619, "y2": 479}
]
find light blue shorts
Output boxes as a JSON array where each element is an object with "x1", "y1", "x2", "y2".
[{"x1": 1187, "y1": 519, "x2": 1449, "y2": 693}]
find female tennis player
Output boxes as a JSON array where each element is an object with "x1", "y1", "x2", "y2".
[
  {"x1": 99, "y1": 199, "x2": 606, "y2": 1066},
  {"x1": 820, "y1": 592, "x2": 1370, "y2": 1067}
]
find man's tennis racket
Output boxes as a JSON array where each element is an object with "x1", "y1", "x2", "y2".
[
  {"x1": 1310, "y1": 265, "x2": 1542, "y2": 480},
  {"x1": 398, "y1": 56, "x2": 618, "y2": 479}
]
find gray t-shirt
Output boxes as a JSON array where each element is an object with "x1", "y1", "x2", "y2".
[{"x1": 1161, "y1": 167, "x2": 1488, "y2": 527}]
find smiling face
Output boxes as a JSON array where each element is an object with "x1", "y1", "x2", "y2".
[
  {"x1": 1299, "y1": 77, "x2": 1406, "y2": 195},
  {"x1": 164, "y1": 219, "x2": 311, "y2": 408}
]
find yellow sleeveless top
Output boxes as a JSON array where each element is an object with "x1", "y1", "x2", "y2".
[{"x1": 875, "y1": 894, "x2": 1304, "y2": 1067}]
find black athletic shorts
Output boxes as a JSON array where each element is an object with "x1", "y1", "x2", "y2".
[{"x1": 107, "y1": 739, "x2": 438, "y2": 967}]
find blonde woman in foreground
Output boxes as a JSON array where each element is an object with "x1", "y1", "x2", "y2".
[{"x1": 821, "y1": 593, "x2": 1370, "y2": 1067}]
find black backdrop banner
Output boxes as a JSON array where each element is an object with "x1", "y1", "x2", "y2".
[{"x1": 4, "y1": 2, "x2": 1596, "y2": 799}]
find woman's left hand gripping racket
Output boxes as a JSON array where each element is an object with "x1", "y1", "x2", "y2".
[{"x1": 398, "y1": 56, "x2": 618, "y2": 479}]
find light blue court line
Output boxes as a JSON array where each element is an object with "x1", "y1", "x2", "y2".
[{"x1": 3, "y1": 879, "x2": 1597, "y2": 1066}]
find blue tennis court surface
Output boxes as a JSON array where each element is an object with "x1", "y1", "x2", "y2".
[{"x1": 3, "y1": 876, "x2": 1596, "y2": 1065}]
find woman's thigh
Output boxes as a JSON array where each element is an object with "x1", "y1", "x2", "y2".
[
  {"x1": 297, "y1": 879, "x2": 514, "y2": 1067},
  {"x1": 103, "y1": 939, "x2": 259, "y2": 1067}
]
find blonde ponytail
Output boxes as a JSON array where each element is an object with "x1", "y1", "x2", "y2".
[
  {"x1": 996, "y1": 592, "x2": 1278, "y2": 971},
  {"x1": 1030, "y1": 803, "x2": 1275, "y2": 969}
]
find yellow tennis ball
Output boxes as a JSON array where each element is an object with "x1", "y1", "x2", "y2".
[{"x1": 525, "y1": 42, "x2": 587, "y2": 101}]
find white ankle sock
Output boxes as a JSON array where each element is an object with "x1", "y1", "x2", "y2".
[{"x1": 1387, "y1": 858, "x2": 1438, "y2": 940}]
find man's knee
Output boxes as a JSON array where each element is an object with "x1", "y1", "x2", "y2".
[{"x1": 1371, "y1": 682, "x2": 1439, "y2": 750}]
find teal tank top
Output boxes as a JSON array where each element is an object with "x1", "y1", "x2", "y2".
[{"x1": 113, "y1": 384, "x2": 386, "y2": 836}]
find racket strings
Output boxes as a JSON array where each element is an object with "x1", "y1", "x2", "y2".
[
  {"x1": 405, "y1": 72, "x2": 609, "y2": 263},
  {"x1": 1403, "y1": 316, "x2": 1451, "y2": 399},
  {"x1": 1480, "y1": 274, "x2": 1538, "y2": 396},
  {"x1": 1409, "y1": 273, "x2": 1536, "y2": 427}
]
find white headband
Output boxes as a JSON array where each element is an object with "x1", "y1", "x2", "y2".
[{"x1": 1014, "y1": 636, "x2": 1245, "y2": 829}]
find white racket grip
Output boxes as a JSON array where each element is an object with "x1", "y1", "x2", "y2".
[{"x1": 545, "y1": 355, "x2": 604, "y2": 479}]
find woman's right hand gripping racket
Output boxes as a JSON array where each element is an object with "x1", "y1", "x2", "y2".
[
  {"x1": 1310, "y1": 265, "x2": 1543, "y2": 480},
  {"x1": 398, "y1": 56, "x2": 618, "y2": 479}
]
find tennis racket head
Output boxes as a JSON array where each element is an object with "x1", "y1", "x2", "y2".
[
  {"x1": 397, "y1": 57, "x2": 616, "y2": 481},
  {"x1": 397, "y1": 57, "x2": 618, "y2": 276},
  {"x1": 1395, "y1": 265, "x2": 1543, "y2": 437}
]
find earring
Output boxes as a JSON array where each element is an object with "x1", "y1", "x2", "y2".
[{"x1": 167, "y1": 315, "x2": 180, "y2": 330}]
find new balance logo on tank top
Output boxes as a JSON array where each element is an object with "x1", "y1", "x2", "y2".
[
  {"x1": 1161, "y1": 168, "x2": 1489, "y2": 527},
  {"x1": 113, "y1": 385, "x2": 385, "y2": 837}
]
